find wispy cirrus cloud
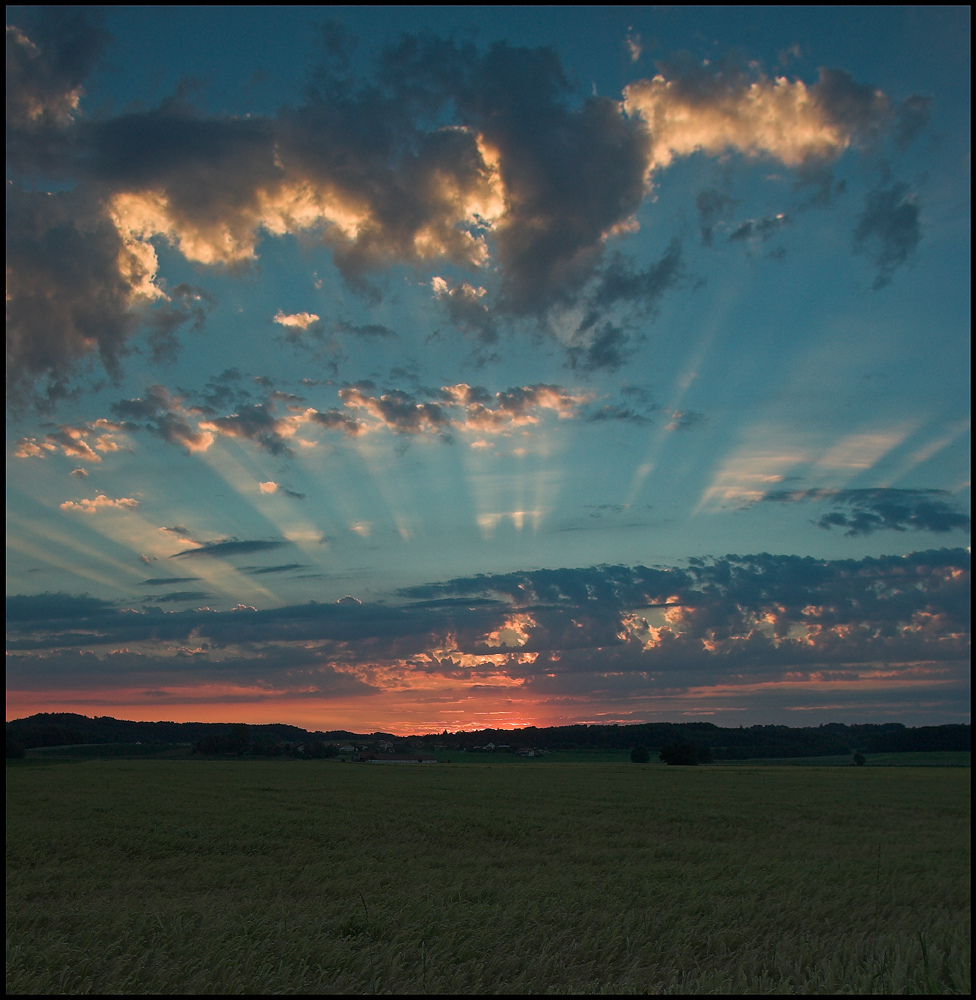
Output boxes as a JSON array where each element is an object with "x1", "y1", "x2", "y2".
[
  {"x1": 853, "y1": 182, "x2": 921, "y2": 289},
  {"x1": 171, "y1": 539, "x2": 291, "y2": 559}
]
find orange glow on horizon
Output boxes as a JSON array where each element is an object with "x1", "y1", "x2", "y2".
[{"x1": 6, "y1": 657, "x2": 963, "y2": 735}]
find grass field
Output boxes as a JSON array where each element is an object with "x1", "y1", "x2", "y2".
[{"x1": 6, "y1": 760, "x2": 970, "y2": 994}]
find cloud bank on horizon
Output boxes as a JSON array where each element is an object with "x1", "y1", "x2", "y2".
[{"x1": 5, "y1": 7, "x2": 970, "y2": 731}]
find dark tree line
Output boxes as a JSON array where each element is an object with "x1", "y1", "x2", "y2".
[{"x1": 6, "y1": 712, "x2": 970, "y2": 759}]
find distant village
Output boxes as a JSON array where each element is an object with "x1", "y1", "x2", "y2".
[{"x1": 337, "y1": 740, "x2": 551, "y2": 763}]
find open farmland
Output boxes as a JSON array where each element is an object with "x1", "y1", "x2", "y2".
[{"x1": 6, "y1": 761, "x2": 970, "y2": 994}]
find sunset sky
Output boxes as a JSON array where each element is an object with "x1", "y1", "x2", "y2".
[{"x1": 6, "y1": 7, "x2": 970, "y2": 733}]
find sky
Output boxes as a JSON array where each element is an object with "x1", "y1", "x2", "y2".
[{"x1": 5, "y1": 6, "x2": 971, "y2": 733}]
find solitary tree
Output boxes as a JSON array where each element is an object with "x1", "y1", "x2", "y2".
[{"x1": 853, "y1": 750, "x2": 866, "y2": 766}]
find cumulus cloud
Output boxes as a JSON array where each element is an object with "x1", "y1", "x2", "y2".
[
  {"x1": 5, "y1": 186, "x2": 157, "y2": 405},
  {"x1": 444, "y1": 383, "x2": 590, "y2": 432},
  {"x1": 7, "y1": 551, "x2": 968, "y2": 716},
  {"x1": 199, "y1": 402, "x2": 318, "y2": 455},
  {"x1": 339, "y1": 386, "x2": 451, "y2": 437},
  {"x1": 102, "y1": 375, "x2": 590, "y2": 456},
  {"x1": 624, "y1": 63, "x2": 893, "y2": 171},
  {"x1": 13, "y1": 418, "x2": 123, "y2": 462},
  {"x1": 60, "y1": 494, "x2": 139, "y2": 513},
  {"x1": 273, "y1": 310, "x2": 320, "y2": 329},
  {"x1": 112, "y1": 385, "x2": 215, "y2": 453},
  {"x1": 309, "y1": 408, "x2": 367, "y2": 437},
  {"x1": 5, "y1": 18, "x2": 924, "y2": 395},
  {"x1": 763, "y1": 487, "x2": 970, "y2": 536}
]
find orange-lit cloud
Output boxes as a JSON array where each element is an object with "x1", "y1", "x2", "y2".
[
  {"x1": 273, "y1": 310, "x2": 320, "y2": 329},
  {"x1": 625, "y1": 67, "x2": 889, "y2": 173},
  {"x1": 60, "y1": 494, "x2": 140, "y2": 513}
]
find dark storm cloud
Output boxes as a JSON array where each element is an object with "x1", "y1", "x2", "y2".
[
  {"x1": 764, "y1": 488, "x2": 971, "y2": 536},
  {"x1": 172, "y1": 539, "x2": 291, "y2": 559},
  {"x1": 853, "y1": 182, "x2": 921, "y2": 289},
  {"x1": 6, "y1": 7, "x2": 109, "y2": 169},
  {"x1": 5, "y1": 186, "x2": 143, "y2": 406},
  {"x1": 383, "y1": 35, "x2": 653, "y2": 313},
  {"x1": 5, "y1": 184, "x2": 224, "y2": 410}
]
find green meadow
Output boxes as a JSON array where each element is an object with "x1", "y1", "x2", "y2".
[{"x1": 6, "y1": 761, "x2": 970, "y2": 994}]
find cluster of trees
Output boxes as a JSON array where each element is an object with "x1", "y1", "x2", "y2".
[
  {"x1": 441, "y1": 721, "x2": 969, "y2": 758},
  {"x1": 631, "y1": 743, "x2": 713, "y2": 765}
]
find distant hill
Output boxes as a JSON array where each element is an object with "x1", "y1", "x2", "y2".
[
  {"x1": 4, "y1": 713, "x2": 356, "y2": 750},
  {"x1": 5, "y1": 713, "x2": 970, "y2": 758}
]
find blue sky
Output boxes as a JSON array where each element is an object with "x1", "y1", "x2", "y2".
[{"x1": 6, "y1": 7, "x2": 970, "y2": 731}]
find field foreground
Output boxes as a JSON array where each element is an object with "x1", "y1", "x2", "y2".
[{"x1": 6, "y1": 762, "x2": 971, "y2": 994}]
